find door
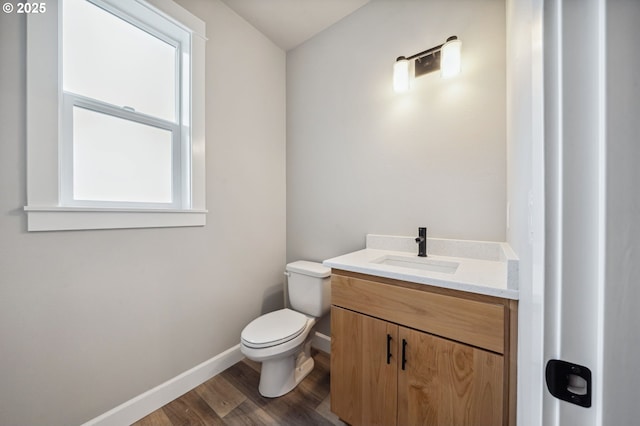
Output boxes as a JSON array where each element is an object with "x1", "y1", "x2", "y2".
[
  {"x1": 331, "y1": 306, "x2": 398, "y2": 426},
  {"x1": 398, "y1": 327, "x2": 504, "y2": 426}
]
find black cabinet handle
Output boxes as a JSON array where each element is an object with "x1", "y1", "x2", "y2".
[
  {"x1": 401, "y1": 339, "x2": 407, "y2": 370},
  {"x1": 386, "y1": 334, "x2": 392, "y2": 364}
]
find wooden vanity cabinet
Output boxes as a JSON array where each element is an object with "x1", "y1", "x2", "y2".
[
  {"x1": 331, "y1": 306, "x2": 398, "y2": 425},
  {"x1": 330, "y1": 270, "x2": 517, "y2": 426}
]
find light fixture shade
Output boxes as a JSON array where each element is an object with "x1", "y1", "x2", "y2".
[
  {"x1": 393, "y1": 57, "x2": 410, "y2": 93},
  {"x1": 440, "y1": 37, "x2": 462, "y2": 78}
]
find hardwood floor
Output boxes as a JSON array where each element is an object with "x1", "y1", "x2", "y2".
[{"x1": 132, "y1": 350, "x2": 344, "y2": 426}]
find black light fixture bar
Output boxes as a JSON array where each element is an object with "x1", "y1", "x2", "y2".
[
  {"x1": 396, "y1": 36, "x2": 458, "y2": 78},
  {"x1": 402, "y1": 43, "x2": 445, "y2": 62}
]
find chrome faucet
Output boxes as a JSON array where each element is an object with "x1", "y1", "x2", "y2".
[{"x1": 415, "y1": 227, "x2": 427, "y2": 257}]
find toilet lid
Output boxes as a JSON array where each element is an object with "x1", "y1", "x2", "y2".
[{"x1": 241, "y1": 309, "x2": 308, "y2": 349}]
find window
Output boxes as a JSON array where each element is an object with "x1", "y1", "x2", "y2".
[{"x1": 25, "y1": 0, "x2": 206, "y2": 231}]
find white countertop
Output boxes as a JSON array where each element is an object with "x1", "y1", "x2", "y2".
[{"x1": 323, "y1": 234, "x2": 519, "y2": 300}]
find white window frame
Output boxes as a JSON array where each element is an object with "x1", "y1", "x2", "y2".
[
  {"x1": 25, "y1": 0, "x2": 207, "y2": 231},
  {"x1": 61, "y1": 93, "x2": 183, "y2": 209}
]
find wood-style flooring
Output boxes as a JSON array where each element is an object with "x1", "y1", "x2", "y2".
[{"x1": 132, "y1": 349, "x2": 344, "y2": 426}]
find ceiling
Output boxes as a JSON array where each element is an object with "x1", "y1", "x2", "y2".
[{"x1": 220, "y1": 0, "x2": 371, "y2": 51}]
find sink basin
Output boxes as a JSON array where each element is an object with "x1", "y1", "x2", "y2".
[{"x1": 371, "y1": 255, "x2": 460, "y2": 274}]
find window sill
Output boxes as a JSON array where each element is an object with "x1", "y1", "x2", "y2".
[{"x1": 24, "y1": 206, "x2": 207, "y2": 232}]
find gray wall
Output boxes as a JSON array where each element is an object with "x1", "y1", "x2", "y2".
[
  {"x1": 286, "y1": 0, "x2": 507, "y2": 265},
  {"x1": 0, "y1": 1, "x2": 286, "y2": 424},
  {"x1": 603, "y1": 0, "x2": 640, "y2": 423}
]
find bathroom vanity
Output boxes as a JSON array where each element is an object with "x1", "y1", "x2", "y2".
[{"x1": 324, "y1": 234, "x2": 519, "y2": 426}]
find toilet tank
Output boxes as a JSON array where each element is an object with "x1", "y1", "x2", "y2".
[{"x1": 286, "y1": 261, "x2": 331, "y2": 317}]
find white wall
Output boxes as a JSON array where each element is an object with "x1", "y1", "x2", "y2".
[
  {"x1": 286, "y1": 0, "x2": 507, "y2": 264},
  {"x1": 0, "y1": 1, "x2": 286, "y2": 424},
  {"x1": 602, "y1": 0, "x2": 640, "y2": 423},
  {"x1": 505, "y1": 0, "x2": 545, "y2": 425}
]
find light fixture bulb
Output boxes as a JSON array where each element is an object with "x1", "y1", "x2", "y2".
[
  {"x1": 393, "y1": 57, "x2": 410, "y2": 93},
  {"x1": 440, "y1": 36, "x2": 461, "y2": 78}
]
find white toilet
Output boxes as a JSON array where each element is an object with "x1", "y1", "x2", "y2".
[{"x1": 240, "y1": 260, "x2": 331, "y2": 398}]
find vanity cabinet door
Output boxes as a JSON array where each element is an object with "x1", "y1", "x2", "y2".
[
  {"x1": 397, "y1": 327, "x2": 504, "y2": 426},
  {"x1": 331, "y1": 306, "x2": 398, "y2": 426}
]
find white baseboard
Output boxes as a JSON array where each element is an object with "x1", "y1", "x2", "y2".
[
  {"x1": 82, "y1": 334, "x2": 331, "y2": 426},
  {"x1": 81, "y1": 344, "x2": 244, "y2": 426},
  {"x1": 312, "y1": 331, "x2": 331, "y2": 354}
]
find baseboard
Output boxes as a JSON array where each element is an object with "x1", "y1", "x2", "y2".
[
  {"x1": 81, "y1": 344, "x2": 244, "y2": 426},
  {"x1": 311, "y1": 331, "x2": 331, "y2": 354},
  {"x1": 82, "y1": 334, "x2": 331, "y2": 425}
]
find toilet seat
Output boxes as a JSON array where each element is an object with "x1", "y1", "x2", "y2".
[{"x1": 241, "y1": 309, "x2": 309, "y2": 349}]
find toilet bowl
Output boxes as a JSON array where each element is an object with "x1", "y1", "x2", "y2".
[
  {"x1": 240, "y1": 261, "x2": 331, "y2": 398},
  {"x1": 241, "y1": 309, "x2": 317, "y2": 397}
]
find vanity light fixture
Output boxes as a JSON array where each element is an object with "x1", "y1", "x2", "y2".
[{"x1": 393, "y1": 35, "x2": 461, "y2": 93}]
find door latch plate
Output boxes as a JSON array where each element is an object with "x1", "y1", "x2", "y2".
[{"x1": 545, "y1": 359, "x2": 592, "y2": 408}]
